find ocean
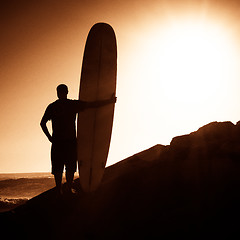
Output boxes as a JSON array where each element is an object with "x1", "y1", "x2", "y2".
[{"x1": 0, "y1": 172, "x2": 55, "y2": 212}]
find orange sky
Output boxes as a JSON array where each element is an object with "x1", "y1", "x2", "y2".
[{"x1": 1, "y1": 0, "x2": 240, "y2": 173}]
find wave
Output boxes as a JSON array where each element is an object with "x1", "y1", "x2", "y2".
[
  {"x1": 0, "y1": 197, "x2": 28, "y2": 212},
  {"x1": 0, "y1": 175, "x2": 56, "y2": 212},
  {"x1": 0, "y1": 172, "x2": 53, "y2": 180},
  {"x1": 0, "y1": 176, "x2": 55, "y2": 199}
]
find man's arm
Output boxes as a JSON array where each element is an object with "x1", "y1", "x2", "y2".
[
  {"x1": 40, "y1": 109, "x2": 52, "y2": 143},
  {"x1": 84, "y1": 94, "x2": 117, "y2": 109}
]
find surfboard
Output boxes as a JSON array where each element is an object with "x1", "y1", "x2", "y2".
[{"x1": 77, "y1": 23, "x2": 117, "y2": 192}]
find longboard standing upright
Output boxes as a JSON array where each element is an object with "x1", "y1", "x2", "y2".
[{"x1": 77, "y1": 23, "x2": 117, "y2": 192}]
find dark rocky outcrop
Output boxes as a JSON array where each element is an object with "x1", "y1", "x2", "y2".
[{"x1": 1, "y1": 121, "x2": 240, "y2": 239}]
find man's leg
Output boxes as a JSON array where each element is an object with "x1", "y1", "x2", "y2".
[
  {"x1": 54, "y1": 172, "x2": 63, "y2": 194},
  {"x1": 65, "y1": 140, "x2": 77, "y2": 193},
  {"x1": 66, "y1": 170, "x2": 74, "y2": 191},
  {"x1": 51, "y1": 142, "x2": 64, "y2": 195}
]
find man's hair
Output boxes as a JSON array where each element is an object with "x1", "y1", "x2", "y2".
[{"x1": 57, "y1": 84, "x2": 68, "y2": 95}]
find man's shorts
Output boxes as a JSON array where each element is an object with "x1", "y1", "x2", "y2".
[{"x1": 51, "y1": 139, "x2": 77, "y2": 174}]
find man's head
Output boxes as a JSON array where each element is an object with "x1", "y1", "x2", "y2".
[{"x1": 57, "y1": 84, "x2": 68, "y2": 99}]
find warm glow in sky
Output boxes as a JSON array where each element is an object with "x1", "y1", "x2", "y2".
[
  {"x1": 1, "y1": 0, "x2": 240, "y2": 173},
  {"x1": 110, "y1": 16, "x2": 240, "y2": 163}
]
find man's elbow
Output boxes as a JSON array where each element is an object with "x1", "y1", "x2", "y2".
[{"x1": 40, "y1": 119, "x2": 45, "y2": 128}]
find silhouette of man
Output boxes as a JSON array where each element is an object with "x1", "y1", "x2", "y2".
[{"x1": 40, "y1": 84, "x2": 116, "y2": 195}]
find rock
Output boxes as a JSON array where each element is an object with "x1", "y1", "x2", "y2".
[
  {"x1": 194, "y1": 121, "x2": 235, "y2": 142},
  {"x1": 1, "y1": 121, "x2": 240, "y2": 239}
]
